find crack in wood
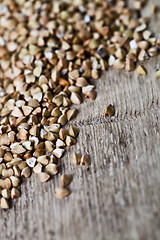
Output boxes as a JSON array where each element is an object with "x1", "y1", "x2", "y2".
[{"x1": 69, "y1": 104, "x2": 160, "y2": 127}]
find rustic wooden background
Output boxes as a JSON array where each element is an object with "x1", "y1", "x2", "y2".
[{"x1": 0, "y1": 1, "x2": 160, "y2": 240}]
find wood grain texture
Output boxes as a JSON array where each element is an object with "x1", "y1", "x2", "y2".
[{"x1": 0, "y1": 1, "x2": 160, "y2": 240}]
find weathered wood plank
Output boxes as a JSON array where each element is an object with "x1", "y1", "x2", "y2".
[{"x1": 0, "y1": 1, "x2": 160, "y2": 240}]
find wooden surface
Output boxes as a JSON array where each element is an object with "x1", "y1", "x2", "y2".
[{"x1": 0, "y1": 1, "x2": 160, "y2": 240}]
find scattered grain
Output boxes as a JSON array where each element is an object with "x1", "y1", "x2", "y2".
[
  {"x1": 38, "y1": 172, "x2": 50, "y2": 183},
  {"x1": 60, "y1": 174, "x2": 72, "y2": 187},
  {"x1": 136, "y1": 65, "x2": 147, "y2": 75},
  {"x1": 104, "y1": 104, "x2": 115, "y2": 117},
  {"x1": 155, "y1": 70, "x2": 160, "y2": 79},
  {"x1": 55, "y1": 188, "x2": 70, "y2": 199}
]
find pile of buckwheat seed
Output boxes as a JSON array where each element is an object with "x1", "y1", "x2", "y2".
[{"x1": 0, "y1": 0, "x2": 159, "y2": 208}]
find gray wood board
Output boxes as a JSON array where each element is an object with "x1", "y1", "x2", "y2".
[{"x1": 0, "y1": 1, "x2": 160, "y2": 240}]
